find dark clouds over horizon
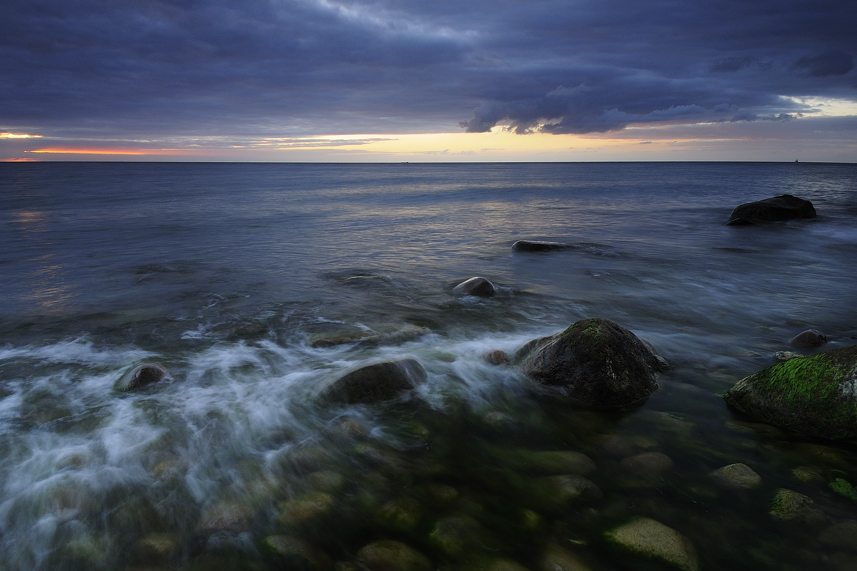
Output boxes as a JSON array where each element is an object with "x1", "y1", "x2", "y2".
[{"x1": 2, "y1": 0, "x2": 856, "y2": 142}]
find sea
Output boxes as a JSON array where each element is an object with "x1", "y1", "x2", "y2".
[{"x1": 1, "y1": 162, "x2": 856, "y2": 571}]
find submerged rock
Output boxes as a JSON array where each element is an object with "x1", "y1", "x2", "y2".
[
  {"x1": 819, "y1": 521, "x2": 857, "y2": 551},
  {"x1": 620, "y1": 452, "x2": 674, "y2": 474},
  {"x1": 115, "y1": 363, "x2": 168, "y2": 392},
  {"x1": 709, "y1": 463, "x2": 762, "y2": 489},
  {"x1": 722, "y1": 344, "x2": 857, "y2": 443},
  {"x1": 511, "y1": 240, "x2": 572, "y2": 252},
  {"x1": 770, "y1": 488, "x2": 826, "y2": 525},
  {"x1": 515, "y1": 318, "x2": 667, "y2": 409},
  {"x1": 605, "y1": 518, "x2": 699, "y2": 571},
  {"x1": 318, "y1": 358, "x2": 427, "y2": 404},
  {"x1": 429, "y1": 515, "x2": 487, "y2": 558},
  {"x1": 726, "y1": 194, "x2": 817, "y2": 225},
  {"x1": 789, "y1": 329, "x2": 828, "y2": 349},
  {"x1": 263, "y1": 536, "x2": 332, "y2": 571},
  {"x1": 357, "y1": 540, "x2": 433, "y2": 571},
  {"x1": 538, "y1": 544, "x2": 591, "y2": 571},
  {"x1": 453, "y1": 276, "x2": 497, "y2": 297}
]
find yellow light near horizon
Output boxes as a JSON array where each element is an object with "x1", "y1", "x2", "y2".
[
  {"x1": 26, "y1": 147, "x2": 209, "y2": 156},
  {"x1": 1, "y1": 132, "x2": 42, "y2": 139}
]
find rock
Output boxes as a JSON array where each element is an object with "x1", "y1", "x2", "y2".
[
  {"x1": 605, "y1": 518, "x2": 699, "y2": 571},
  {"x1": 115, "y1": 363, "x2": 168, "y2": 392},
  {"x1": 429, "y1": 515, "x2": 487, "y2": 558},
  {"x1": 829, "y1": 478, "x2": 857, "y2": 500},
  {"x1": 134, "y1": 532, "x2": 181, "y2": 563},
  {"x1": 790, "y1": 329, "x2": 828, "y2": 349},
  {"x1": 277, "y1": 492, "x2": 335, "y2": 525},
  {"x1": 830, "y1": 552, "x2": 857, "y2": 571},
  {"x1": 538, "y1": 544, "x2": 592, "y2": 571},
  {"x1": 378, "y1": 497, "x2": 421, "y2": 530},
  {"x1": 306, "y1": 471, "x2": 345, "y2": 493},
  {"x1": 709, "y1": 463, "x2": 762, "y2": 489},
  {"x1": 515, "y1": 318, "x2": 667, "y2": 409},
  {"x1": 792, "y1": 466, "x2": 824, "y2": 483},
  {"x1": 196, "y1": 501, "x2": 252, "y2": 534},
  {"x1": 544, "y1": 474, "x2": 603, "y2": 503},
  {"x1": 264, "y1": 536, "x2": 332, "y2": 571},
  {"x1": 512, "y1": 240, "x2": 573, "y2": 252},
  {"x1": 722, "y1": 344, "x2": 857, "y2": 443},
  {"x1": 318, "y1": 358, "x2": 427, "y2": 404},
  {"x1": 620, "y1": 452, "x2": 674, "y2": 474},
  {"x1": 482, "y1": 350, "x2": 508, "y2": 365},
  {"x1": 726, "y1": 194, "x2": 817, "y2": 225},
  {"x1": 819, "y1": 521, "x2": 857, "y2": 551},
  {"x1": 770, "y1": 488, "x2": 826, "y2": 525},
  {"x1": 357, "y1": 540, "x2": 433, "y2": 571},
  {"x1": 488, "y1": 558, "x2": 532, "y2": 571},
  {"x1": 519, "y1": 450, "x2": 596, "y2": 475},
  {"x1": 775, "y1": 351, "x2": 802, "y2": 361},
  {"x1": 453, "y1": 277, "x2": 497, "y2": 297}
]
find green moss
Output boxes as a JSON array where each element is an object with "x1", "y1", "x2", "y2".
[
  {"x1": 759, "y1": 354, "x2": 844, "y2": 403},
  {"x1": 829, "y1": 478, "x2": 857, "y2": 501}
]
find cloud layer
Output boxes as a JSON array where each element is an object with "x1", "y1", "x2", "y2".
[{"x1": 1, "y1": 0, "x2": 855, "y2": 141}]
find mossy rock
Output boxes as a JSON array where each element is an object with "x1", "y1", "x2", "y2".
[
  {"x1": 317, "y1": 359, "x2": 428, "y2": 404},
  {"x1": 514, "y1": 318, "x2": 667, "y2": 409},
  {"x1": 429, "y1": 515, "x2": 488, "y2": 559},
  {"x1": 357, "y1": 540, "x2": 433, "y2": 571},
  {"x1": 723, "y1": 344, "x2": 857, "y2": 443},
  {"x1": 769, "y1": 488, "x2": 826, "y2": 525},
  {"x1": 604, "y1": 518, "x2": 699, "y2": 571}
]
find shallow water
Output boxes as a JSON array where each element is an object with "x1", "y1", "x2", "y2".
[{"x1": 1, "y1": 162, "x2": 856, "y2": 570}]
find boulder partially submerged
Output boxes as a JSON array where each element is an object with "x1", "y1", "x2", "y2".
[
  {"x1": 726, "y1": 194, "x2": 816, "y2": 225},
  {"x1": 723, "y1": 344, "x2": 857, "y2": 443},
  {"x1": 318, "y1": 358, "x2": 427, "y2": 404},
  {"x1": 115, "y1": 363, "x2": 169, "y2": 392},
  {"x1": 452, "y1": 276, "x2": 497, "y2": 297},
  {"x1": 512, "y1": 240, "x2": 573, "y2": 252},
  {"x1": 514, "y1": 318, "x2": 667, "y2": 409}
]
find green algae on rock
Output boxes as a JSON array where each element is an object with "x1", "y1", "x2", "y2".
[
  {"x1": 514, "y1": 318, "x2": 667, "y2": 409},
  {"x1": 723, "y1": 344, "x2": 857, "y2": 442}
]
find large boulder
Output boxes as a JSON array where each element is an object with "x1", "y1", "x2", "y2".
[
  {"x1": 723, "y1": 344, "x2": 857, "y2": 443},
  {"x1": 514, "y1": 318, "x2": 667, "y2": 409},
  {"x1": 726, "y1": 194, "x2": 816, "y2": 225},
  {"x1": 318, "y1": 358, "x2": 427, "y2": 404}
]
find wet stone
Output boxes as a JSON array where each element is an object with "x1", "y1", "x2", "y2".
[
  {"x1": 538, "y1": 543, "x2": 591, "y2": 571},
  {"x1": 115, "y1": 363, "x2": 169, "y2": 392},
  {"x1": 819, "y1": 521, "x2": 857, "y2": 551},
  {"x1": 544, "y1": 474, "x2": 603, "y2": 503},
  {"x1": 487, "y1": 558, "x2": 531, "y2": 571},
  {"x1": 277, "y1": 492, "x2": 336, "y2": 525},
  {"x1": 357, "y1": 540, "x2": 433, "y2": 571},
  {"x1": 453, "y1": 276, "x2": 497, "y2": 297},
  {"x1": 620, "y1": 452, "x2": 674, "y2": 474},
  {"x1": 134, "y1": 532, "x2": 181, "y2": 563},
  {"x1": 263, "y1": 535, "x2": 332, "y2": 571},
  {"x1": 429, "y1": 515, "x2": 487, "y2": 558},
  {"x1": 789, "y1": 329, "x2": 827, "y2": 349},
  {"x1": 378, "y1": 497, "x2": 422, "y2": 530},
  {"x1": 605, "y1": 518, "x2": 699, "y2": 571},
  {"x1": 792, "y1": 466, "x2": 824, "y2": 483},
  {"x1": 196, "y1": 501, "x2": 252, "y2": 534},
  {"x1": 598, "y1": 435, "x2": 636, "y2": 457},
  {"x1": 529, "y1": 450, "x2": 597, "y2": 475},
  {"x1": 770, "y1": 488, "x2": 826, "y2": 525},
  {"x1": 306, "y1": 470, "x2": 345, "y2": 493},
  {"x1": 482, "y1": 350, "x2": 508, "y2": 365},
  {"x1": 427, "y1": 484, "x2": 459, "y2": 503},
  {"x1": 709, "y1": 463, "x2": 762, "y2": 489}
]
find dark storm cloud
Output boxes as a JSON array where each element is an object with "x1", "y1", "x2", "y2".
[{"x1": 1, "y1": 0, "x2": 855, "y2": 139}]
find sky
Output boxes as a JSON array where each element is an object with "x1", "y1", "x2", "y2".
[{"x1": 2, "y1": 0, "x2": 856, "y2": 162}]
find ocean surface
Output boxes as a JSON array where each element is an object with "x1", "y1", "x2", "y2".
[{"x1": 1, "y1": 162, "x2": 856, "y2": 571}]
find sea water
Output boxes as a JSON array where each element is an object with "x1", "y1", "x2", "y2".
[{"x1": 1, "y1": 162, "x2": 856, "y2": 570}]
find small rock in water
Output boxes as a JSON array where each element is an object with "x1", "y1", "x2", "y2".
[
  {"x1": 545, "y1": 474, "x2": 603, "y2": 503},
  {"x1": 775, "y1": 350, "x2": 802, "y2": 361},
  {"x1": 357, "y1": 540, "x2": 433, "y2": 571},
  {"x1": 789, "y1": 329, "x2": 828, "y2": 349},
  {"x1": 306, "y1": 470, "x2": 345, "y2": 493},
  {"x1": 264, "y1": 535, "x2": 332, "y2": 571},
  {"x1": 791, "y1": 466, "x2": 824, "y2": 483},
  {"x1": 317, "y1": 358, "x2": 428, "y2": 404},
  {"x1": 709, "y1": 463, "x2": 762, "y2": 489},
  {"x1": 277, "y1": 492, "x2": 336, "y2": 525},
  {"x1": 819, "y1": 521, "x2": 857, "y2": 551},
  {"x1": 538, "y1": 543, "x2": 592, "y2": 571},
  {"x1": 487, "y1": 558, "x2": 532, "y2": 571},
  {"x1": 512, "y1": 240, "x2": 573, "y2": 252},
  {"x1": 527, "y1": 450, "x2": 597, "y2": 475},
  {"x1": 605, "y1": 518, "x2": 699, "y2": 571},
  {"x1": 134, "y1": 532, "x2": 181, "y2": 563},
  {"x1": 196, "y1": 501, "x2": 252, "y2": 534},
  {"x1": 115, "y1": 363, "x2": 168, "y2": 392},
  {"x1": 482, "y1": 350, "x2": 508, "y2": 365},
  {"x1": 620, "y1": 452, "x2": 674, "y2": 474},
  {"x1": 378, "y1": 497, "x2": 422, "y2": 530},
  {"x1": 452, "y1": 276, "x2": 497, "y2": 297},
  {"x1": 770, "y1": 488, "x2": 826, "y2": 525},
  {"x1": 429, "y1": 515, "x2": 487, "y2": 558}
]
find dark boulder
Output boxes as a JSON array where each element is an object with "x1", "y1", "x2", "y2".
[
  {"x1": 790, "y1": 329, "x2": 828, "y2": 349},
  {"x1": 512, "y1": 240, "x2": 573, "y2": 252},
  {"x1": 115, "y1": 363, "x2": 169, "y2": 392},
  {"x1": 452, "y1": 277, "x2": 496, "y2": 297},
  {"x1": 514, "y1": 318, "x2": 667, "y2": 409},
  {"x1": 727, "y1": 194, "x2": 816, "y2": 225},
  {"x1": 723, "y1": 344, "x2": 857, "y2": 443},
  {"x1": 318, "y1": 358, "x2": 427, "y2": 404}
]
